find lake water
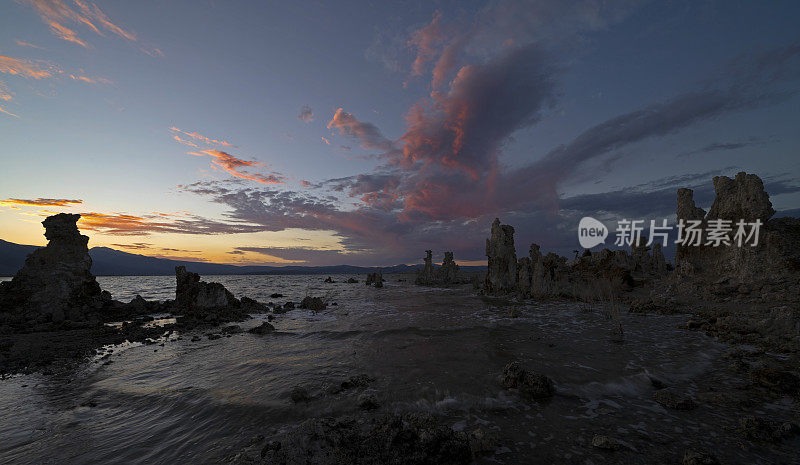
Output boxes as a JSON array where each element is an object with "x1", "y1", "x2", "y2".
[{"x1": 0, "y1": 275, "x2": 797, "y2": 464}]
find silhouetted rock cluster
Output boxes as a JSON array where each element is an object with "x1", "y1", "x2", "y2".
[
  {"x1": 482, "y1": 218, "x2": 667, "y2": 298},
  {"x1": 415, "y1": 250, "x2": 460, "y2": 285},
  {"x1": 0, "y1": 213, "x2": 107, "y2": 326},
  {"x1": 672, "y1": 172, "x2": 800, "y2": 297},
  {"x1": 366, "y1": 270, "x2": 384, "y2": 287}
]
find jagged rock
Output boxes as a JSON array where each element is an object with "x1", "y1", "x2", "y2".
[
  {"x1": 415, "y1": 250, "x2": 435, "y2": 285},
  {"x1": 174, "y1": 266, "x2": 239, "y2": 313},
  {"x1": 243, "y1": 413, "x2": 473, "y2": 465},
  {"x1": 484, "y1": 218, "x2": 518, "y2": 294},
  {"x1": 300, "y1": 296, "x2": 326, "y2": 311},
  {"x1": 241, "y1": 296, "x2": 268, "y2": 313},
  {"x1": 500, "y1": 361, "x2": 554, "y2": 399},
  {"x1": 707, "y1": 172, "x2": 774, "y2": 223},
  {"x1": 0, "y1": 213, "x2": 103, "y2": 325},
  {"x1": 283, "y1": 301, "x2": 295, "y2": 310},
  {"x1": 672, "y1": 172, "x2": 800, "y2": 301},
  {"x1": 323, "y1": 276, "x2": 335, "y2": 283},
  {"x1": 415, "y1": 250, "x2": 461, "y2": 286}
]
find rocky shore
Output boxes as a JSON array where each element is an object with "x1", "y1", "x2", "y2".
[{"x1": 1, "y1": 172, "x2": 798, "y2": 464}]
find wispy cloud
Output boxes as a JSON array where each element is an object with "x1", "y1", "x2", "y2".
[
  {"x1": 69, "y1": 73, "x2": 112, "y2": 84},
  {"x1": 77, "y1": 211, "x2": 264, "y2": 236},
  {"x1": 14, "y1": 39, "x2": 46, "y2": 50},
  {"x1": 20, "y1": 0, "x2": 137, "y2": 48},
  {"x1": 0, "y1": 198, "x2": 83, "y2": 207},
  {"x1": 0, "y1": 55, "x2": 57, "y2": 79},
  {"x1": 187, "y1": 149, "x2": 286, "y2": 185},
  {"x1": 169, "y1": 126, "x2": 233, "y2": 147}
]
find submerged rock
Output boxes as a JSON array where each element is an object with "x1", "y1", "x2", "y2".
[
  {"x1": 357, "y1": 392, "x2": 379, "y2": 410},
  {"x1": 340, "y1": 373, "x2": 374, "y2": 391},
  {"x1": 682, "y1": 449, "x2": 720, "y2": 465},
  {"x1": 0, "y1": 213, "x2": 103, "y2": 325},
  {"x1": 241, "y1": 413, "x2": 473, "y2": 465},
  {"x1": 591, "y1": 434, "x2": 621, "y2": 450},
  {"x1": 500, "y1": 361, "x2": 554, "y2": 399},
  {"x1": 738, "y1": 415, "x2": 800, "y2": 443},
  {"x1": 750, "y1": 368, "x2": 800, "y2": 396},
  {"x1": 653, "y1": 389, "x2": 697, "y2": 410},
  {"x1": 290, "y1": 386, "x2": 311, "y2": 403}
]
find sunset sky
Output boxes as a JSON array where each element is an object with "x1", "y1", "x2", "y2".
[{"x1": 1, "y1": 0, "x2": 799, "y2": 266}]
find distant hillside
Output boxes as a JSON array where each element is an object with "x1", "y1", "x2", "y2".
[{"x1": 0, "y1": 239, "x2": 486, "y2": 276}]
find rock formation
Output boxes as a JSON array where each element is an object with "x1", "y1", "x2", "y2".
[
  {"x1": 415, "y1": 250, "x2": 435, "y2": 285},
  {"x1": 0, "y1": 213, "x2": 105, "y2": 324},
  {"x1": 483, "y1": 219, "x2": 518, "y2": 294},
  {"x1": 173, "y1": 266, "x2": 259, "y2": 325},
  {"x1": 483, "y1": 218, "x2": 668, "y2": 299},
  {"x1": 366, "y1": 270, "x2": 384, "y2": 287},
  {"x1": 174, "y1": 266, "x2": 239, "y2": 313},
  {"x1": 415, "y1": 250, "x2": 461, "y2": 285},
  {"x1": 673, "y1": 172, "x2": 800, "y2": 295}
]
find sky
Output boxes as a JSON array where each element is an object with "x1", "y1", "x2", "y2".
[{"x1": 0, "y1": 0, "x2": 799, "y2": 267}]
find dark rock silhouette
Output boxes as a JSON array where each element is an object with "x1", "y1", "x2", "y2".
[
  {"x1": 299, "y1": 296, "x2": 326, "y2": 310},
  {"x1": 0, "y1": 213, "x2": 104, "y2": 324},
  {"x1": 174, "y1": 266, "x2": 239, "y2": 313},
  {"x1": 366, "y1": 270, "x2": 384, "y2": 287},
  {"x1": 415, "y1": 250, "x2": 461, "y2": 285},
  {"x1": 668, "y1": 172, "x2": 800, "y2": 305},
  {"x1": 484, "y1": 219, "x2": 518, "y2": 294},
  {"x1": 483, "y1": 217, "x2": 667, "y2": 298}
]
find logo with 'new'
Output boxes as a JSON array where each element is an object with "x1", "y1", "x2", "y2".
[{"x1": 578, "y1": 216, "x2": 608, "y2": 249}]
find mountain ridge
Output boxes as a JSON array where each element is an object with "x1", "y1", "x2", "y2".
[{"x1": 0, "y1": 239, "x2": 485, "y2": 276}]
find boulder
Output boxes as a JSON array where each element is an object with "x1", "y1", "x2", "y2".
[
  {"x1": 300, "y1": 296, "x2": 327, "y2": 311},
  {"x1": 500, "y1": 361, "x2": 554, "y2": 399},
  {"x1": 174, "y1": 266, "x2": 239, "y2": 313},
  {"x1": 248, "y1": 321, "x2": 276, "y2": 334}
]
